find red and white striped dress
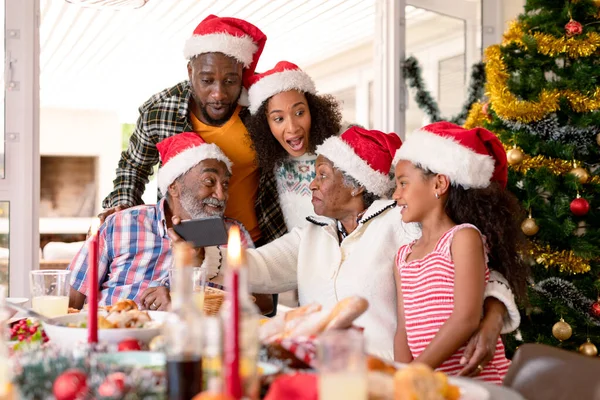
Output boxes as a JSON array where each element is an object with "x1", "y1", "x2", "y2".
[{"x1": 396, "y1": 223, "x2": 510, "y2": 385}]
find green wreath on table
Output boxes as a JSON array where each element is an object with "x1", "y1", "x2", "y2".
[{"x1": 11, "y1": 346, "x2": 165, "y2": 400}]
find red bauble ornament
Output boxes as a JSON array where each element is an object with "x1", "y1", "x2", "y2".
[
  {"x1": 570, "y1": 196, "x2": 590, "y2": 216},
  {"x1": 592, "y1": 300, "x2": 600, "y2": 318},
  {"x1": 98, "y1": 372, "x2": 127, "y2": 397},
  {"x1": 53, "y1": 369, "x2": 88, "y2": 400},
  {"x1": 118, "y1": 337, "x2": 142, "y2": 351},
  {"x1": 565, "y1": 19, "x2": 583, "y2": 37}
]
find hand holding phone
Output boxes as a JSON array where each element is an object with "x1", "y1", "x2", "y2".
[{"x1": 172, "y1": 217, "x2": 229, "y2": 247}]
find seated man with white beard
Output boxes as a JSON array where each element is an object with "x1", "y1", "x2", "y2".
[{"x1": 68, "y1": 132, "x2": 251, "y2": 309}]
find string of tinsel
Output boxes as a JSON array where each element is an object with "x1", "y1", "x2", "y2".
[
  {"x1": 533, "y1": 277, "x2": 600, "y2": 326},
  {"x1": 502, "y1": 143, "x2": 600, "y2": 184},
  {"x1": 501, "y1": 115, "x2": 599, "y2": 156},
  {"x1": 529, "y1": 241, "x2": 592, "y2": 274},
  {"x1": 484, "y1": 45, "x2": 600, "y2": 122},
  {"x1": 402, "y1": 56, "x2": 486, "y2": 125},
  {"x1": 463, "y1": 102, "x2": 490, "y2": 129},
  {"x1": 503, "y1": 20, "x2": 600, "y2": 58}
]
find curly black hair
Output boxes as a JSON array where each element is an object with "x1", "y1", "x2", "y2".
[
  {"x1": 444, "y1": 181, "x2": 531, "y2": 304},
  {"x1": 245, "y1": 92, "x2": 342, "y2": 170}
]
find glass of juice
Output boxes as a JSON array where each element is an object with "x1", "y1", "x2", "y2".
[
  {"x1": 318, "y1": 329, "x2": 368, "y2": 400},
  {"x1": 169, "y1": 267, "x2": 207, "y2": 312},
  {"x1": 29, "y1": 270, "x2": 70, "y2": 317}
]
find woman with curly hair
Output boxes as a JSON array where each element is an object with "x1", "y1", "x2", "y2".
[
  {"x1": 246, "y1": 61, "x2": 344, "y2": 230},
  {"x1": 392, "y1": 122, "x2": 530, "y2": 383}
]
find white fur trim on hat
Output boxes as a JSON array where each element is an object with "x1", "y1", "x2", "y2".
[
  {"x1": 238, "y1": 87, "x2": 249, "y2": 107},
  {"x1": 316, "y1": 137, "x2": 393, "y2": 197},
  {"x1": 248, "y1": 69, "x2": 317, "y2": 114},
  {"x1": 183, "y1": 32, "x2": 258, "y2": 66},
  {"x1": 393, "y1": 129, "x2": 495, "y2": 189},
  {"x1": 158, "y1": 144, "x2": 233, "y2": 196}
]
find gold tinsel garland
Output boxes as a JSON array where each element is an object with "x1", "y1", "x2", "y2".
[
  {"x1": 503, "y1": 21, "x2": 600, "y2": 58},
  {"x1": 529, "y1": 241, "x2": 591, "y2": 274},
  {"x1": 501, "y1": 143, "x2": 600, "y2": 184},
  {"x1": 463, "y1": 102, "x2": 489, "y2": 129},
  {"x1": 484, "y1": 45, "x2": 600, "y2": 122},
  {"x1": 463, "y1": 107, "x2": 600, "y2": 185}
]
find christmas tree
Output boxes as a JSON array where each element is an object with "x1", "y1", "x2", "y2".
[{"x1": 464, "y1": 0, "x2": 600, "y2": 356}]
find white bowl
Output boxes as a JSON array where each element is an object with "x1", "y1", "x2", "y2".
[{"x1": 42, "y1": 311, "x2": 167, "y2": 348}]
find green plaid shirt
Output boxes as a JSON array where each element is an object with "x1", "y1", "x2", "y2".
[{"x1": 102, "y1": 81, "x2": 287, "y2": 244}]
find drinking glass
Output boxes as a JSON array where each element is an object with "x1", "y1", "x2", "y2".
[
  {"x1": 169, "y1": 267, "x2": 207, "y2": 312},
  {"x1": 29, "y1": 270, "x2": 70, "y2": 317},
  {"x1": 318, "y1": 329, "x2": 367, "y2": 400}
]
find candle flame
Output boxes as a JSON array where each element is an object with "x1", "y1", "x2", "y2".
[
  {"x1": 89, "y1": 217, "x2": 101, "y2": 236},
  {"x1": 227, "y1": 225, "x2": 242, "y2": 269}
]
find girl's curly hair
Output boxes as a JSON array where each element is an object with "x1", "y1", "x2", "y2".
[
  {"x1": 444, "y1": 181, "x2": 531, "y2": 304},
  {"x1": 244, "y1": 92, "x2": 342, "y2": 170}
]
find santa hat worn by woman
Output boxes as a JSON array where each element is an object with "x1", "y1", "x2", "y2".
[
  {"x1": 183, "y1": 15, "x2": 267, "y2": 105},
  {"x1": 316, "y1": 126, "x2": 403, "y2": 197},
  {"x1": 246, "y1": 61, "x2": 317, "y2": 114},
  {"x1": 157, "y1": 132, "x2": 232, "y2": 196},
  {"x1": 393, "y1": 121, "x2": 508, "y2": 189}
]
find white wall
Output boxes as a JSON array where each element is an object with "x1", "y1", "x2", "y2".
[
  {"x1": 503, "y1": 0, "x2": 525, "y2": 29},
  {"x1": 40, "y1": 108, "x2": 122, "y2": 214}
]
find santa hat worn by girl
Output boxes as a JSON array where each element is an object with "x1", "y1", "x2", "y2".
[
  {"x1": 157, "y1": 132, "x2": 232, "y2": 196},
  {"x1": 394, "y1": 121, "x2": 508, "y2": 189},
  {"x1": 246, "y1": 61, "x2": 317, "y2": 114},
  {"x1": 183, "y1": 15, "x2": 267, "y2": 105},
  {"x1": 316, "y1": 126, "x2": 403, "y2": 197}
]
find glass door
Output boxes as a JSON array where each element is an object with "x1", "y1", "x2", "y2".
[{"x1": 404, "y1": 0, "x2": 482, "y2": 134}]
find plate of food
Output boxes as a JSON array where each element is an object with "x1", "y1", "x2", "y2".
[
  {"x1": 42, "y1": 300, "x2": 167, "y2": 348},
  {"x1": 366, "y1": 357, "x2": 490, "y2": 400}
]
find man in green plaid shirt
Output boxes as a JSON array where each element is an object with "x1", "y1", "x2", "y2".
[{"x1": 102, "y1": 15, "x2": 287, "y2": 247}]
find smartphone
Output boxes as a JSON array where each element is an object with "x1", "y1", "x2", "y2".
[{"x1": 173, "y1": 217, "x2": 229, "y2": 247}]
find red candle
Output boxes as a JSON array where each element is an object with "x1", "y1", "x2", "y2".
[
  {"x1": 224, "y1": 226, "x2": 242, "y2": 399},
  {"x1": 87, "y1": 218, "x2": 101, "y2": 344}
]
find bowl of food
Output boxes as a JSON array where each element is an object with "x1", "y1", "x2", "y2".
[{"x1": 42, "y1": 300, "x2": 167, "y2": 348}]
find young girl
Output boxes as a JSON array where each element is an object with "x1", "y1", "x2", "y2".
[
  {"x1": 392, "y1": 122, "x2": 529, "y2": 384},
  {"x1": 245, "y1": 61, "x2": 343, "y2": 230}
]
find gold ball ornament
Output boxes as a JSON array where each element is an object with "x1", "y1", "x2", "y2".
[
  {"x1": 552, "y1": 318, "x2": 573, "y2": 341},
  {"x1": 507, "y1": 148, "x2": 524, "y2": 165},
  {"x1": 596, "y1": 133, "x2": 600, "y2": 147},
  {"x1": 521, "y1": 217, "x2": 540, "y2": 236},
  {"x1": 578, "y1": 339, "x2": 598, "y2": 357},
  {"x1": 569, "y1": 167, "x2": 590, "y2": 184}
]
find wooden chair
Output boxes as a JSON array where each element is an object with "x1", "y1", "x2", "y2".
[{"x1": 504, "y1": 343, "x2": 600, "y2": 400}]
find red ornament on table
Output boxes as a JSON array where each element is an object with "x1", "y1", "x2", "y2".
[
  {"x1": 565, "y1": 19, "x2": 583, "y2": 37},
  {"x1": 98, "y1": 372, "x2": 127, "y2": 397},
  {"x1": 224, "y1": 226, "x2": 242, "y2": 400},
  {"x1": 53, "y1": 369, "x2": 88, "y2": 400},
  {"x1": 118, "y1": 337, "x2": 142, "y2": 351},
  {"x1": 570, "y1": 194, "x2": 590, "y2": 216},
  {"x1": 88, "y1": 218, "x2": 101, "y2": 344},
  {"x1": 592, "y1": 299, "x2": 600, "y2": 318}
]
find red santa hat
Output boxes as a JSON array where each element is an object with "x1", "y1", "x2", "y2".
[
  {"x1": 316, "y1": 126, "x2": 402, "y2": 197},
  {"x1": 246, "y1": 61, "x2": 317, "y2": 114},
  {"x1": 157, "y1": 132, "x2": 232, "y2": 196},
  {"x1": 393, "y1": 122, "x2": 508, "y2": 189},
  {"x1": 183, "y1": 15, "x2": 267, "y2": 105}
]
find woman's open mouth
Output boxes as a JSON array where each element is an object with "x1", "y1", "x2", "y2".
[{"x1": 286, "y1": 136, "x2": 305, "y2": 152}]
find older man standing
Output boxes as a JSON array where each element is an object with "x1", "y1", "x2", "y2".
[
  {"x1": 68, "y1": 133, "x2": 251, "y2": 309},
  {"x1": 101, "y1": 15, "x2": 286, "y2": 246}
]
